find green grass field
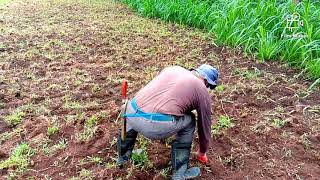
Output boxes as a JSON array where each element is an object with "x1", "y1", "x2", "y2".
[
  {"x1": 0, "y1": 0, "x2": 11, "y2": 5},
  {"x1": 121, "y1": 0, "x2": 320, "y2": 82}
]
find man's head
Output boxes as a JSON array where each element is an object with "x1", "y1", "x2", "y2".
[{"x1": 194, "y1": 64, "x2": 219, "y2": 89}]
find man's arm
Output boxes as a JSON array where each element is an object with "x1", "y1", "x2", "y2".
[{"x1": 196, "y1": 90, "x2": 212, "y2": 154}]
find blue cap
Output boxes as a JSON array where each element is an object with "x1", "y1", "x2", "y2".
[{"x1": 195, "y1": 64, "x2": 219, "y2": 89}]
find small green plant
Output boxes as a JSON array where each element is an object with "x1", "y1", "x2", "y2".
[
  {"x1": 215, "y1": 85, "x2": 225, "y2": 93},
  {"x1": 47, "y1": 125, "x2": 59, "y2": 136},
  {"x1": 65, "y1": 112, "x2": 86, "y2": 124},
  {"x1": 19, "y1": 103, "x2": 35, "y2": 113},
  {"x1": 87, "y1": 156, "x2": 102, "y2": 165},
  {"x1": 104, "y1": 162, "x2": 116, "y2": 169},
  {"x1": 161, "y1": 167, "x2": 170, "y2": 178},
  {"x1": 222, "y1": 154, "x2": 237, "y2": 169},
  {"x1": 41, "y1": 138, "x2": 67, "y2": 155},
  {"x1": 74, "y1": 80, "x2": 83, "y2": 86},
  {"x1": 137, "y1": 136, "x2": 148, "y2": 149},
  {"x1": 4, "y1": 111, "x2": 26, "y2": 126},
  {"x1": 275, "y1": 106, "x2": 285, "y2": 113},
  {"x1": 79, "y1": 169, "x2": 94, "y2": 179},
  {"x1": 99, "y1": 111, "x2": 109, "y2": 119},
  {"x1": 0, "y1": 143, "x2": 34, "y2": 172},
  {"x1": 0, "y1": 132, "x2": 11, "y2": 144},
  {"x1": 235, "y1": 68, "x2": 261, "y2": 80},
  {"x1": 91, "y1": 84, "x2": 101, "y2": 93},
  {"x1": 271, "y1": 118, "x2": 287, "y2": 128},
  {"x1": 63, "y1": 101, "x2": 82, "y2": 111},
  {"x1": 130, "y1": 136, "x2": 151, "y2": 169},
  {"x1": 131, "y1": 149, "x2": 149, "y2": 168},
  {"x1": 41, "y1": 138, "x2": 53, "y2": 155},
  {"x1": 300, "y1": 133, "x2": 312, "y2": 149},
  {"x1": 211, "y1": 115, "x2": 234, "y2": 135},
  {"x1": 54, "y1": 139, "x2": 68, "y2": 151},
  {"x1": 85, "y1": 115, "x2": 98, "y2": 127},
  {"x1": 282, "y1": 147, "x2": 292, "y2": 159},
  {"x1": 106, "y1": 75, "x2": 122, "y2": 86},
  {"x1": 75, "y1": 115, "x2": 99, "y2": 142},
  {"x1": 79, "y1": 156, "x2": 103, "y2": 166},
  {"x1": 75, "y1": 126, "x2": 98, "y2": 142}
]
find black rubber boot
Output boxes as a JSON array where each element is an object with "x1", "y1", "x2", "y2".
[
  {"x1": 171, "y1": 140, "x2": 200, "y2": 180},
  {"x1": 117, "y1": 129, "x2": 137, "y2": 167}
]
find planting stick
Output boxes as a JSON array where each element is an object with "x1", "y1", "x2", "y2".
[{"x1": 121, "y1": 80, "x2": 128, "y2": 141}]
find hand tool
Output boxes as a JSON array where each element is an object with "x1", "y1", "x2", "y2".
[{"x1": 121, "y1": 80, "x2": 128, "y2": 141}]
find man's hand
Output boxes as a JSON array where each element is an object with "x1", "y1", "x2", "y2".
[{"x1": 194, "y1": 150, "x2": 208, "y2": 164}]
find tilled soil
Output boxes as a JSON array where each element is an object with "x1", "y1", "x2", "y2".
[{"x1": 0, "y1": 0, "x2": 319, "y2": 179}]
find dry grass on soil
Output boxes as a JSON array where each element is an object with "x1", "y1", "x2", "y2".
[{"x1": 0, "y1": 0, "x2": 319, "y2": 179}]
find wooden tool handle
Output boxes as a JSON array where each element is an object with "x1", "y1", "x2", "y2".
[
  {"x1": 121, "y1": 99, "x2": 128, "y2": 140},
  {"x1": 121, "y1": 79, "x2": 128, "y2": 141},
  {"x1": 121, "y1": 79, "x2": 128, "y2": 101}
]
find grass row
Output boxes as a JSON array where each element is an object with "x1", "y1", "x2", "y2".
[
  {"x1": 120, "y1": 0, "x2": 320, "y2": 82},
  {"x1": 0, "y1": 0, "x2": 11, "y2": 6},
  {"x1": 0, "y1": 143, "x2": 34, "y2": 177}
]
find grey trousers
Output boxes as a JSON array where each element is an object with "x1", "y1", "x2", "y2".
[{"x1": 125, "y1": 100, "x2": 195, "y2": 143}]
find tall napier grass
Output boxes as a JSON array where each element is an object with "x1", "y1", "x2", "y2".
[
  {"x1": 121, "y1": 0, "x2": 320, "y2": 81},
  {"x1": 0, "y1": 0, "x2": 11, "y2": 6}
]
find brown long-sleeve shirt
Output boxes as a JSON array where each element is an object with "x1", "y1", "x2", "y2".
[{"x1": 135, "y1": 66, "x2": 212, "y2": 153}]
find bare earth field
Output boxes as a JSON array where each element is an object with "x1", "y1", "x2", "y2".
[{"x1": 0, "y1": 0, "x2": 319, "y2": 179}]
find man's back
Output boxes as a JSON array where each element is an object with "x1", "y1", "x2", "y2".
[{"x1": 135, "y1": 66, "x2": 208, "y2": 116}]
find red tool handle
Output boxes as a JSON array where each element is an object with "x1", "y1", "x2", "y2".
[{"x1": 121, "y1": 80, "x2": 128, "y2": 100}]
